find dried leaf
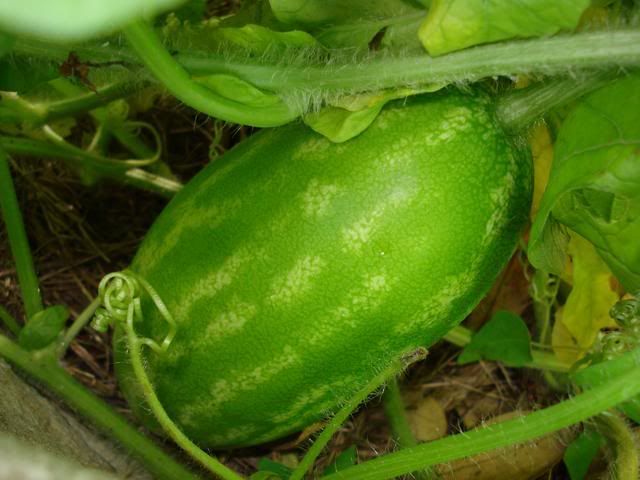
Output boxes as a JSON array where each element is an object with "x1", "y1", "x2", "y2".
[{"x1": 405, "y1": 396, "x2": 447, "y2": 442}]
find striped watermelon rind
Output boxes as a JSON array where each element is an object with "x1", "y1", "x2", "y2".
[{"x1": 115, "y1": 90, "x2": 532, "y2": 448}]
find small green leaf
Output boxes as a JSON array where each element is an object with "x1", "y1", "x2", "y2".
[
  {"x1": 270, "y1": 0, "x2": 418, "y2": 28},
  {"x1": 419, "y1": 0, "x2": 590, "y2": 56},
  {"x1": 458, "y1": 311, "x2": 533, "y2": 367},
  {"x1": 323, "y1": 445, "x2": 357, "y2": 475},
  {"x1": 18, "y1": 305, "x2": 69, "y2": 351},
  {"x1": 529, "y1": 73, "x2": 640, "y2": 292},
  {"x1": 564, "y1": 429, "x2": 604, "y2": 480},
  {"x1": 215, "y1": 24, "x2": 319, "y2": 53},
  {"x1": 195, "y1": 74, "x2": 284, "y2": 108},
  {"x1": 304, "y1": 85, "x2": 442, "y2": 143}
]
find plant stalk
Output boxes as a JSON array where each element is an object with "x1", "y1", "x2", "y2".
[
  {"x1": 57, "y1": 297, "x2": 100, "y2": 357},
  {"x1": 122, "y1": 19, "x2": 300, "y2": 127},
  {"x1": 290, "y1": 349, "x2": 426, "y2": 480},
  {"x1": 0, "y1": 147, "x2": 43, "y2": 319},
  {"x1": 0, "y1": 136, "x2": 181, "y2": 197},
  {"x1": 495, "y1": 70, "x2": 621, "y2": 132},
  {"x1": 321, "y1": 348, "x2": 640, "y2": 480},
  {"x1": 13, "y1": 30, "x2": 640, "y2": 102},
  {"x1": 0, "y1": 305, "x2": 21, "y2": 336},
  {"x1": 594, "y1": 413, "x2": 639, "y2": 480},
  {"x1": 124, "y1": 312, "x2": 245, "y2": 480}
]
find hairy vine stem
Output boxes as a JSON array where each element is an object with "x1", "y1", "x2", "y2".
[
  {"x1": 290, "y1": 349, "x2": 427, "y2": 480},
  {"x1": 95, "y1": 271, "x2": 242, "y2": 480},
  {"x1": 122, "y1": 19, "x2": 300, "y2": 127},
  {"x1": 0, "y1": 136, "x2": 182, "y2": 196},
  {"x1": 321, "y1": 348, "x2": 640, "y2": 480},
  {"x1": 12, "y1": 30, "x2": 640, "y2": 117},
  {"x1": 594, "y1": 413, "x2": 639, "y2": 479},
  {"x1": 178, "y1": 30, "x2": 640, "y2": 94}
]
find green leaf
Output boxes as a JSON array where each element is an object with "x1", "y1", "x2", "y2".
[
  {"x1": 458, "y1": 311, "x2": 533, "y2": 367},
  {"x1": 214, "y1": 24, "x2": 320, "y2": 54},
  {"x1": 529, "y1": 73, "x2": 640, "y2": 292},
  {"x1": 269, "y1": 0, "x2": 425, "y2": 50},
  {"x1": 322, "y1": 445, "x2": 357, "y2": 475},
  {"x1": 252, "y1": 458, "x2": 292, "y2": 479},
  {"x1": 419, "y1": 0, "x2": 590, "y2": 56},
  {"x1": 0, "y1": 0, "x2": 186, "y2": 41},
  {"x1": 563, "y1": 429, "x2": 604, "y2": 480},
  {"x1": 18, "y1": 305, "x2": 69, "y2": 351},
  {"x1": 304, "y1": 85, "x2": 442, "y2": 143},
  {"x1": 270, "y1": 0, "x2": 418, "y2": 28}
]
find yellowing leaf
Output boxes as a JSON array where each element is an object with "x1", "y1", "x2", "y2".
[
  {"x1": 529, "y1": 123, "x2": 553, "y2": 220},
  {"x1": 552, "y1": 234, "x2": 619, "y2": 364},
  {"x1": 551, "y1": 307, "x2": 581, "y2": 365}
]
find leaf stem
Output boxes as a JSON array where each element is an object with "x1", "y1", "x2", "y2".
[
  {"x1": 177, "y1": 30, "x2": 640, "y2": 93},
  {"x1": 13, "y1": 30, "x2": 640, "y2": 102},
  {"x1": 122, "y1": 19, "x2": 299, "y2": 127},
  {"x1": 0, "y1": 80, "x2": 144, "y2": 124},
  {"x1": 594, "y1": 413, "x2": 639, "y2": 480},
  {"x1": 57, "y1": 297, "x2": 100, "y2": 357},
  {"x1": 0, "y1": 136, "x2": 181, "y2": 197},
  {"x1": 443, "y1": 325, "x2": 570, "y2": 372},
  {"x1": 495, "y1": 71, "x2": 620, "y2": 132},
  {"x1": 0, "y1": 147, "x2": 43, "y2": 319},
  {"x1": 321, "y1": 348, "x2": 640, "y2": 480},
  {"x1": 0, "y1": 305, "x2": 21, "y2": 336},
  {"x1": 382, "y1": 379, "x2": 433, "y2": 480},
  {"x1": 44, "y1": 80, "x2": 145, "y2": 123},
  {"x1": 0, "y1": 333, "x2": 201, "y2": 480},
  {"x1": 382, "y1": 379, "x2": 416, "y2": 448},
  {"x1": 290, "y1": 349, "x2": 426, "y2": 480}
]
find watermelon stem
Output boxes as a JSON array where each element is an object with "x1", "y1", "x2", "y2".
[
  {"x1": 591, "y1": 412, "x2": 639, "y2": 479},
  {"x1": 11, "y1": 30, "x2": 640, "y2": 122},
  {"x1": 122, "y1": 19, "x2": 301, "y2": 128},
  {"x1": 320, "y1": 348, "x2": 640, "y2": 480},
  {"x1": 382, "y1": 378, "x2": 433, "y2": 479},
  {"x1": 290, "y1": 348, "x2": 427, "y2": 480},
  {"x1": 0, "y1": 134, "x2": 182, "y2": 196},
  {"x1": 0, "y1": 146, "x2": 43, "y2": 321},
  {"x1": 495, "y1": 70, "x2": 620, "y2": 133}
]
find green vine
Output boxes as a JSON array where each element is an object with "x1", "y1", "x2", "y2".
[
  {"x1": 94, "y1": 271, "x2": 242, "y2": 480},
  {"x1": 0, "y1": 147, "x2": 42, "y2": 320},
  {"x1": 122, "y1": 19, "x2": 300, "y2": 127},
  {"x1": 321, "y1": 348, "x2": 640, "y2": 480}
]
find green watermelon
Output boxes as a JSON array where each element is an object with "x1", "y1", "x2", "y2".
[{"x1": 115, "y1": 90, "x2": 532, "y2": 448}]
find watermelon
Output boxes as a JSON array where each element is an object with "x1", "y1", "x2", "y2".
[{"x1": 115, "y1": 90, "x2": 532, "y2": 448}]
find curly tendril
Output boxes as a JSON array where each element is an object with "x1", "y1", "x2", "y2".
[
  {"x1": 591, "y1": 292, "x2": 640, "y2": 361},
  {"x1": 92, "y1": 270, "x2": 176, "y2": 354}
]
